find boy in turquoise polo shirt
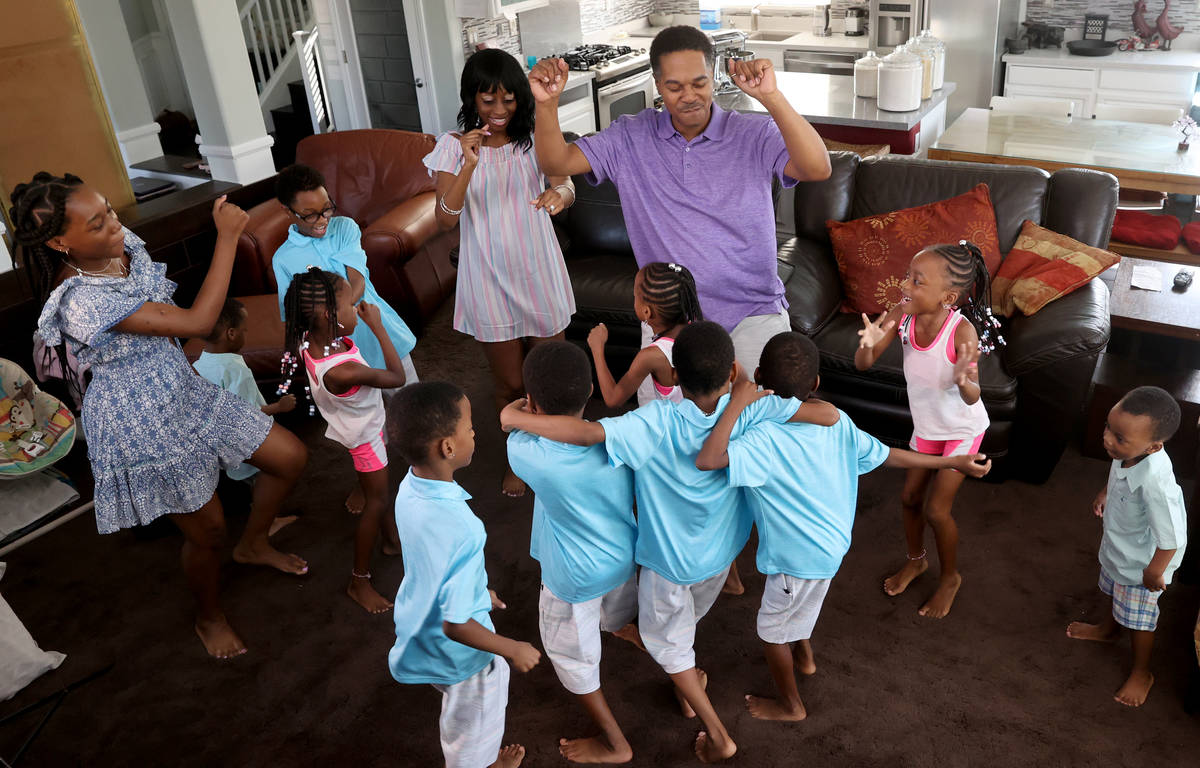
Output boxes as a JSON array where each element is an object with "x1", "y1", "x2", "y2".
[
  {"x1": 501, "y1": 320, "x2": 836, "y2": 764},
  {"x1": 1067, "y1": 385, "x2": 1187, "y2": 709},
  {"x1": 506, "y1": 341, "x2": 638, "y2": 765},
  {"x1": 696, "y1": 332, "x2": 990, "y2": 723},
  {"x1": 388, "y1": 382, "x2": 539, "y2": 768}
]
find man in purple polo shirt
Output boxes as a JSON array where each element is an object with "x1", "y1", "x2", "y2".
[{"x1": 529, "y1": 25, "x2": 831, "y2": 377}]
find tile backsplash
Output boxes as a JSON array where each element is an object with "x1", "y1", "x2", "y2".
[
  {"x1": 1025, "y1": 0, "x2": 1200, "y2": 37},
  {"x1": 580, "y1": 0, "x2": 656, "y2": 34}
]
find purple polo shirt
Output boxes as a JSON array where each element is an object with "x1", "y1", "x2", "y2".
[{"x1": 575, "y1": 104, "x2": 798, "y2": 331}]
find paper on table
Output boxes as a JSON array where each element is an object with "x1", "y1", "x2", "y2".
[{"x1": 1131, "y1": 265, "x2": 1163, "y2": 291}]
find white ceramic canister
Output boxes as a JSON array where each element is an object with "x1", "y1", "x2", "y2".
[
  {"x1": 854, "y1": 51, "x2": 881, "y2": 98},
  {"x1": 877, "y1": 45, "x2": 922, "y2": 112},
  {"x1": 917, "y1": 29, "x2": 946, "y2": 90}
]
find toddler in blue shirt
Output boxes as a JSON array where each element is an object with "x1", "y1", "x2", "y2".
[
  {"x1": 506, "y1": 342, "x2": 638, "y2": 764},
  {"x1": 502, "y1": 320, "x2": 837, "y2": 764},
  {"x1": 387, "y1": 382, "x2": 538, "y2": 768},
  {"x1": 697, "y1": 332, "x2": 990, "y2": 722}
]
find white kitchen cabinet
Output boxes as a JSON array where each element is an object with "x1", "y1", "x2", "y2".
[
  {"x1": 1004, "y1": 85, "x2": 1094, "y2": 120},
  {"x1": 455, "y1": 0, "x2": 547, "y2": 18},
  {"x1": 1003, "y1": 58, "x2": 1195, "y2": 120},
  {"x1": 558, "y1": 84, "x2": 596, "y2": 136}
]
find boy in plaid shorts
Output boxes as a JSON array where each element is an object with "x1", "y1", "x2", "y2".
[{"x1": 1068, "y1": 386, "x2": 1188, "y2": 708}]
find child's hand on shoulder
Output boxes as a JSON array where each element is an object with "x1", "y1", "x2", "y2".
[
  {"x1": 488, "y1": 589, "x2": 506, "y2": 610},
  {"x1": 952, "y1": 452, "x2": 991, "y2": 478},
  {"x1": 1143, "y1": 567, "x2": 1166, "y2": 592},
  {"x1": 275, "y1": 393, "x2": 296, "y2": 413},
  {"x1": 587, "y1": 323, "x2": 608, "y2": 350},
  {"x1": 508, "y1": 640, "x2": 542, "y2": 673},
  {"x1": 729, "y1": 379, "x2": 770, "y2": 411},
  {"x1": 499, "y1": 397, "x2": 530, "y2": 433},
  {"x1": 212, "y1": 195, "x2": 249, "y2": 238},
  {"x1": 356, "y1": 301, "x2": 382, "y2": 327},
  {"x1": 1092, "y1": 487, "x2": 1107, "y2": 518}
]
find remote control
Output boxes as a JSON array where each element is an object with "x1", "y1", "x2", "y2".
[{"x1": 1174, "y1": 269, "x2": 1193, "y2": 289}]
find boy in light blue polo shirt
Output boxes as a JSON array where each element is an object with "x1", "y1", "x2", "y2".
[
  {"x1": 506, "y1": 342, "x2": 638, "y2": 765},
  {"x1": 1068, "y1": 386, "x2": 1187, "y2": 709},
  {"x1": 501, "y1": 321, "x2": 837, "y2": 764},
  {"x1": 388, "y1": 382, "x2": 539, "y2": 768},
  {"x1": 696, "y1": 333, "x2": 990, "y2": 723}
]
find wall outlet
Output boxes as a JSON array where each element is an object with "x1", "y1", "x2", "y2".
[{"x1": 467, "y1": 27, "x2": 479, "y2": 44}]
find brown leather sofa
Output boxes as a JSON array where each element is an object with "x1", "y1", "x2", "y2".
[{"x1": 558, "y1": 152, "x2": 1119, "y2": 483}]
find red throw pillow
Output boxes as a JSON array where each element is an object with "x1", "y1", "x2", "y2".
[
  {"x1": 992, "y1": 220, "x2": 1120, "y2": 316},
  {"x1": 1110, "y1": 210, "x2": 1182, "y2": 250},
  {"x1": 826, "y1": 184, "x2": 1003, "y2": 314},
  {"x1": 1182, "y1": 221, "x2": 1200, "y2": 254}
]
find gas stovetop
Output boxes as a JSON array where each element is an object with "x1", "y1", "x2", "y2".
[{"x1": 549, "y1": 44, "x2": 649, "y2": 83}]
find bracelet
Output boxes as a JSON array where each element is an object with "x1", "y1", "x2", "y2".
[
  {"x1": 907, "y1": 549, "x2": 927, "y2": 561},
  {"x1": 553, "y1": 184, "x2": 575, "y2": 205},
  {"x1": 438, "y1": 195, "x2": 464, "y2": 216}
]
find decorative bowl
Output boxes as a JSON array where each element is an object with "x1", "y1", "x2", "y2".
[{"x1": 1067, "y1": 40, "x2": 1117, "y2": 56}]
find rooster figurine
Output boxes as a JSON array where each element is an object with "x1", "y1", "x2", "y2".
[
  {"x1": 1156, "y1": 0, "x2": 1184, "y2": 49},
  {"x1": 1132, "y1": 0, "x2": 1156, "y2": 41}
]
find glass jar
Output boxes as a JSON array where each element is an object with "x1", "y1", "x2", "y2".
[
  {"x1": 854, "y1": 51, "x2": 881, "y2": 98},
  {"x1": 877, "y1": 45, "x2": 922, "y2": 112},
  {"x1": 917, "y1": 29, "x2": 946, "y2": 90}
]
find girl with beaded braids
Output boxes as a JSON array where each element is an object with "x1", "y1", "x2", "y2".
[
  {"x1": 855, "y1": 240, "x2": 1000, "y2": 620},
  {"x1": 281, "y1": 267, "x2": 407, "y2": 614},
  {"x1": 11, "y1": 172, "x2": 309, "y2": 660},
  {"x1": 423, "y1": 48, "x2": 577, "y2": 498},
  {"x1": 588, "y1": 262, "x2": 703, "y2": 408}
]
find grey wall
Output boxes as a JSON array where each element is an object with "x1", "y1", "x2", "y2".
[{"x1": 351, "y1": 0, "x2": 421, "y2": 131}]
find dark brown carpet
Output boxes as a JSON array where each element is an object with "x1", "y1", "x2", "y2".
[{"x1": 2, "y1": 302, "x2": 1198, "y2": 767}]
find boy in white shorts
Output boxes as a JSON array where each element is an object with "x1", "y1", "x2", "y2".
[
  {"x1": 697, "y1": 333, "x2": 990, "y2": 722},
  {"x1": 387, "y1": 382, "x2": 540, "y2": 768},
  {"x1": 506, "y1": 342, "x2": 639, "y2": 764},
  {"x1": 502, "y1": 321, "x2": 837, "y2": 764}
]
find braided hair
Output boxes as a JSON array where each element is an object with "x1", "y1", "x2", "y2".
[
  {"x1": 927, "y1": 241, "x2": 1005, "y2": 355},
  {"x1": 280, "y1": 267, "x2": 342, "y2": 412},
  {"x1": 637, "y1": 262, "x2": 703, "y2": 336},
  {"x1": 9, "y1": 172, "x2": 86, "y2": 403}
]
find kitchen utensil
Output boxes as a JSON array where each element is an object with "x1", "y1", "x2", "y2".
[
  {"x1": 844, "y1": 5, "x2": 868, "y2": 37},
  {"x1": 812, "y1": 4, "x2": 832, "y2": 37},
  {"x1": 1083, "y1": 13, "x2": 1109, "y2": 40},
  {"x1": 1067, "y1": 39, "x2": 1117, "y2": 56},
  {"x1": 648, "y1": 13, "x2": 672, "y2": 27}
]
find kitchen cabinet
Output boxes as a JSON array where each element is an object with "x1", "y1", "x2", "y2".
[
  {"x1": 557, "y1": 78, "x2": 596, "y2": 135},
  {"x1": 1002, "y1": 52, "x2": 1198, "y2": 119},
  {"x1": 455, "y1": 0, "x2": 547, "y2": 18}
]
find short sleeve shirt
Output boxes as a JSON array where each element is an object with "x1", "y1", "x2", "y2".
[
  {"x1": 599, "y1": 393, "x2": 799, "y2": 584},
  {"x1": 575, "y1": 105, "x2": 798, "y2": 331},
  {"x1": 507, "y1": 431, "x2": 637, "y2": 603},
  {"x1": 388, "y1": 471, "x2": 495, "y2": 686},
  {"x1": 192, "y1": 351, "x2": 264, "y2": 481},
  {"x1": 727, "y1": 411, "x2": 889, "y2": 579},
  {"x1": 1099, "y1": 450, "x2": 1188, "y2": 586}
]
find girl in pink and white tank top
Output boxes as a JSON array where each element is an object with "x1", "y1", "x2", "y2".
[
  {"x1": 588, "y1": 262, "x2": 701, "y2": 408},
  {"x1": 853, "y1": 241, "x2": 1004, "y2": 620},
  {"x1": 281, "y1": 268, "x2": 412, "y2": 616}
]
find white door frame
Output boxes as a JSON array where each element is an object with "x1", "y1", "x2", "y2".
[
  {"x1": 328, "y1": 0, "x2": 371, "y2": 129},
  {"x1": 401, "y1": 0, "x2": 441, "y2": 132}
]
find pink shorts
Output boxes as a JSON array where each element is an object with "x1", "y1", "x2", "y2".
[
  {"x1": 909, "y1": 432, "x2": 985, "y2": 457},
  {"x1": 348, "y1": 430, "x2": 388, "y2": 473}
]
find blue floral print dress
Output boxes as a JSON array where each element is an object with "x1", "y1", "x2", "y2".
[{"x1": 36, "y1": 229, "x2": 272, "y2": 533}]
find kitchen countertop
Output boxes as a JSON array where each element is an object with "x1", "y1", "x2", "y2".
[
  {"x1": 1002, "y1": 48, "x2": 1200, "y2": 72},
  {"x1": 715, "y1": 72, "x2": 955, "y2": 130},
  {"x1": 588, "y1": 21, "x2": 870, "y2": 53}
]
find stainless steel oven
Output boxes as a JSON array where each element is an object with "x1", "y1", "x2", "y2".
[{"x1": 595, "y1": 68, "x2": 656, "y2": 129}]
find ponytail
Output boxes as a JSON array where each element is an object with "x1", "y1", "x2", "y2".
[
  {"x1": 929, "y1": 240, "x2": 1005, "y2": 355},
  {"x1": 279, "y1": 266, "x2": 341, "y2": 415},
  {"x1": 638, "y1": 262, "x2": 704, "y2": 334}
]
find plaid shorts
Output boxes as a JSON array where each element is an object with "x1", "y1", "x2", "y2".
[{"x1": 1099, "y1": 567, "x2": 1161, "y2": 632}]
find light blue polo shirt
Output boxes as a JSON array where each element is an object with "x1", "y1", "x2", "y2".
[
  {"x1": 1100, "y1": 450, "x2": 1188, "y2": 586},
  {"x1": 273, "y1": 216, "x2": 417, "y2": 368},
  {"x1": 728, "y1": 411, "x2": 889, "y2": 580},
  {"x1": 192, "y1": 351, "x2": 263, "y2": 481},
  {"x1": 600, "y1": 393, "x2": 799, "y2": 585},
  {"x1": 388, "y1": 471, "x2": 494, "y2": 686},
  {"x1": 507, "y1": 430, "x2": 637, "y2": 603}
]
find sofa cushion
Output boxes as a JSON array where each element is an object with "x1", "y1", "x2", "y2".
[
  {"x1": 792, "y1": 151, "x2": 860, "y2": 243},
  {"x1": 1110, "y1": 209, "x2": 1182, "y2": 250},
  {"x1": 826, "y1": 183, "x2": 1003, "y2": 314},
  {"x1": 993, "y1": 220, "x2": 1120, "y2": 317}
]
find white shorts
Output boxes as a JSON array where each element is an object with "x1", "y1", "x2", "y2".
[
  {"x1": 730, "y1": 308, "x2": 790, "y2": 377},
  {"x1": 431, "y1": 657, "x2": 510, "y2": 768},
  {"x1": 638, "y1": 567, "x2": 728, "y2": 675},
  {"x1": 539, "y1": 576, "x2": 638, "y2": 695},
  {"x1": 756, "y1": 573, "x2": 831, "y2": 645}
]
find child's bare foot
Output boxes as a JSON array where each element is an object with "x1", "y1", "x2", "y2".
[
  {"x1": 502, "y1": 468, "x2": 526, "y2": 498},
  {"x1": 491, "y1": 744, "x2": 526, "y2": 768},
  {"x1": 693, "y1": 731, "x2": 737, "y2": 764},
  {"x1": 345, "y1": 488, "x2": 364, "y2": 515},
  {"x1": 674, "y1": 668, "x2": 708, "y2": 718},
  {"x1": 918, "y1": 572, "x2": 962, "y2": 618},
  {"x1": 194, "y1": 617, "x2": 247, "y2": 659},
  {"x1": 347, "y1": 575, "x2": 393, "y2": 614},
  {"x1": 793, "y1": 639, "x2": 816, "y2": 675},
  {"x1": 1114, "y1": 670, "x2": 1154, "y2": 707},
  {"x1": 721, "y1": 563, "x2": 745, "y2": 595},
  {"x1": 268, "y1": 515, "x2": 298, "y2": 537},
  {"x1": 883, "y1": 556, "x2": 928, "y2": 596},
  {"x1": 613, "y1": 623, "x2": 645, "y2": 651},
  {"x1": 558, "y1": 736, "x2": 632, "y2": 764},
  {"x1": 1066, "y1": 621, "x2": 1119, "y2": 642},
  {"x1": 745, "y1": 693, "x2": 807, "y2": 721},
  {"x1": 232, "y1": 541, "x2": 308, "y2": 575}
]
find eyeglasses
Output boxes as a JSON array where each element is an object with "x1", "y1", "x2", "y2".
[{"x1": 288, "y1": 201, "x2": 337, "y2": 224}]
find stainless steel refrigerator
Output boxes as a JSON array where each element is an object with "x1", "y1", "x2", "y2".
[{"x1": 925, "y1": 0, "x2": 1024, "y2": 120}]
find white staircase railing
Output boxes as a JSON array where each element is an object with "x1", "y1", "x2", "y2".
[
  {"x1": 294, "y1": 26, "x2": 335, "y2": 134},
  {"x1": 239, "y1": 0, "x2": 313, "y2": 104}
]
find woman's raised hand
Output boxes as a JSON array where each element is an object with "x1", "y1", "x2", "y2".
[
  {"x1": 458, "y1": 128, "x2": 490, "y2": 166},
  {"x1": 212, "y1": 195, "x2": 249, "y2": 239},
  {"x1": 528, "y1": 58, "x2": 569, "y2": 103},
  {"x1": 857, "y1": 312, "x2": 894, "y2": 350}
]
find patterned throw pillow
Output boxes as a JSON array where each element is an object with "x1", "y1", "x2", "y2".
[
  {"x1": 991, "y1": 220, "x2": 1119, "y2": 317},
  {"x1": 826, "y1": 184, "x2": 1003, "y2": 315}
]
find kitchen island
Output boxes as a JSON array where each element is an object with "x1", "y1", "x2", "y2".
[{"x1": 714, "y1": 71, "x2": 956, "y2": 155}]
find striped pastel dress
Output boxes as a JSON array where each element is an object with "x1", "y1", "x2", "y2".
[{"x1": 423, "y1": 133, "x2": 575, "y2": 343}]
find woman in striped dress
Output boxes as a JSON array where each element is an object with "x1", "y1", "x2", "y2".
[{"x1": 425, "y1": 49, "x2": 577, "y2": 497}]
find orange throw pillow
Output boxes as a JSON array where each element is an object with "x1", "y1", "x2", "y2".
[
  {"x1": 826, "y1": 184, "x2": 1003, "y2": 314},
  {"x1": 992, "y1": 220, "x2": 1120, "y2": 316}
]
